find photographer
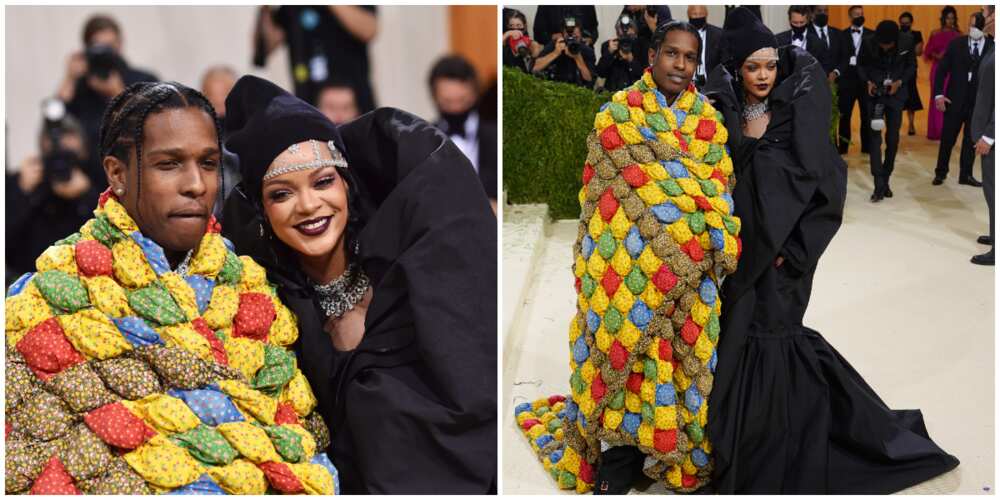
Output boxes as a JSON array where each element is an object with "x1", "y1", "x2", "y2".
[
  {"x1": 57, "y1": 14, "x2": 157, "y2": 192},
  {"x1": 533, "y1": 17, "x2": 596, "y2": 88},
  {"x1": 532, "y1": 5, "x2": 598, "y2": 46},
  {"x1": 859, "y1": 20, "x2": 916, "y2": 202},
  {"x1": 6, "y1": 104, "x2": 98, "y2": 281},
  {"x1": 596, "y1": 12, "x2": 645, "y2": 92},
  {"x1": 502, "y1": 9, "x2": 542, "y2": 74}
]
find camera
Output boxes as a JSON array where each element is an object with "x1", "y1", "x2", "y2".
[
  {"x1": 40, "y1": 99, "x2": 80, "y2": 184},
  {"x1": 563, "y1": 17, "x2": 581, "y2": 55},
  {"x1": 85, "y1": 44, "x2": 125, "y2": 79},
  {"x1": 617, "y1": 15, "x2": 636, "y2": 55},
  {"x1": 508, "y1": 30, "x2": 532, "y2": 57},
  {"x1": 870, "y1": 78, "x2": 891, "y2": 131}
]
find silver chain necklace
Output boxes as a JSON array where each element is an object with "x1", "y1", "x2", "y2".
[
  {"x1": 174, "y1": 249, "x2": 196, "y2": 276},
  {"x1": 742, "y1": 99, "x2": 770, "y2": 123},
  {"x1": 310, "y1": 262, "x2": 370, "y2": 319}
]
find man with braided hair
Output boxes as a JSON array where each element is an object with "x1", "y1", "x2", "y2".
[
  {"x1": 5, "y1": 81, "x2": 338, "y2": 495},
  {"x1": 515, "y1": 21, "x2": 741, "y2": 494}
]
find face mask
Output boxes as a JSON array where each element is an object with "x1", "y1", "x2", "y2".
[
  {"x1": 900, "y1": 24, "x2": 911, "y2": 32},
  {"x1": 792, "y1": 25, "x2": 807, "y2": 35},
  {"x1": 689, "y1": 17, "x2": 706, "y2": 29},
  {"x1": 971, "y1": 27, "x2": 985, "y2": 40},
  {"x1": 440, "y1": 109, "x2": 472, "y2": 136},
  {"x1": 852, "y1": 16, "x2": 865, "y2": 27},
  {"x1": 814, "y1": 13, "x2": 828, "y2": 27}
]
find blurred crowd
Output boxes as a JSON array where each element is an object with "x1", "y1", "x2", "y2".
[{"x1": 7, "y1": 6, "x2": 498, "y2": 285}]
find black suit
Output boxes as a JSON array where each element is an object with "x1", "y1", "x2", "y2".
[
  {"x1": 858, "y1": 38, "x2": 917, "y2": 192},
  {"x1": 808, "y1": 24, "x2": 846, "y2": 76},
  {"x1": 933, "y1": 35, "x2": 994, "y2": 180},
  {"x1": 433, "y1": 116, "x2": 497, "y2": 200},
  {"x1": 694, "y1": 24, "x2": 724, "y2": 88},
  {"x1": 837, "y1": 25, "x2": 875, "y2": 154}
]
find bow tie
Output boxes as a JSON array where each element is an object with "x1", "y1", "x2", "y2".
[
  {"x1": 793, "y1": 33, "x2": 804, "y2": 41},
  {"x1": 852, "y1": 28, "x2": 861, "y2": 33}
]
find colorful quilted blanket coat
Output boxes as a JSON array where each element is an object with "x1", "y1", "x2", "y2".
[
  {"x1": 516, "y1": 70, "x2": 741, "y2": 493},
  {"x1": 5, "y1": 190, "x2": 339, "y2": 495}
]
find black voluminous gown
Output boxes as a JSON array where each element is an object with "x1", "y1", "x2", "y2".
[{"x1": 702, "y1": 47, "x2": 959, "y2": 494}]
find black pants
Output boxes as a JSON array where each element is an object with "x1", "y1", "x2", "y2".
[
  {"x1": 866, "y1": 103, "x2": 902, "y2": 192},
  {"x1": 838, "y1": 77, "x2": 871, "y2": 153},
  {"x1": 984, "y1": 151, "x2": 995, "y2": 255},
  {"x1": 935, "y1": 106, "x2": 976, "y2": 179}
]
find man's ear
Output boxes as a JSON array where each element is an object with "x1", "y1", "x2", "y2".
[{"x1": 103, "y1": 154, "x2": 127, "y2": 193}]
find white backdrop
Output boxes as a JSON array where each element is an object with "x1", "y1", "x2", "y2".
[{"x1": 4, "y1": 5, "x2": 450, "y2": 170}]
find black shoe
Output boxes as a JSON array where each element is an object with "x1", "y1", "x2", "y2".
[
  {"x1": 908, "y1": 128, "x2": 916, "y2": 136},
  {"x1": 978, "y1": 235, "x2": 993, "y2": 245},
  {"x1": 594, "y1": 446, "x2": 645, "y2": 495},
  {"x1": 870, "y1": 191, "x2": 884, "y2": 203},
  {"x1": 971, "y1": 252, "x2": 995, "y2": 266},
  {"x1": 959, "y1": 177, "x2": 983, "y2": 187},
  {"x1": 884, "y1": 187, "x2": 893, "y2": 198},
  {"x1": 932, "y1": 177, "x2": 945, "y2": 185}
]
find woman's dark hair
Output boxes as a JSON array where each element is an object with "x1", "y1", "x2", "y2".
[
  {"x1": 504, "y1": 9, "x2": 527, "y2": 30},
  {"x1": 98, "y1": 81, "x2": 223, "y2": 210},
  {"x1": 899, "y1": 11, "x2": 914, "y2": 23},
  {"x1": 652, "y1": 20, "x2": 703, "y2": 56},
  {"x1": 82, "y1": 14, "x2": 120, "y2": 46},
  {"x1": 941, "y1": 6, "x2": 958, "y2": 28}
]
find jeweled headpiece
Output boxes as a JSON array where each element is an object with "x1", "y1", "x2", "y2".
[{"x1": 262, "y1": 139, "x2": 349, "y2": 182}]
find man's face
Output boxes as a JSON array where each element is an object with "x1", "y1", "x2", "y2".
[
  {"x1": 433, "y1": 78, "x2": 477, "y2": 116},
  {"x1": 318, "y1": 87, "x2": 360, "y2": 125},
  {"x1": 88, "y1": 28, "x2": 121, "y2": 53},
  {"x1": 650, "y1": 29, "x2": 699, "y2": 99},
  {"x1": 849, "y1": 7, "x2": 864, "y2": 21},
  {"x1": 899, "y1": 17, "x2": 912, "y2": 31},
  {"x1": 790, "y1": 12, "x2": 808, "y2": 29},
  {"x1": 687, "y1": 5, "x2": 707, "y2": 21}
]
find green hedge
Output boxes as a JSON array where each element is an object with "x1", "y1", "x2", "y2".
[{"x1": 502, "y1": 67, "x2": 611, "y2": 219}]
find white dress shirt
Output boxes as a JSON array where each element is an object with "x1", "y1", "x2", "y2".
[{"x1": 448, "y1": 111, "x2": 480, "y2": 173}]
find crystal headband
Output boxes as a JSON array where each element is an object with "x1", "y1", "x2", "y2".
[
  {"x1": 746, "y1": 47, "x2": 779, "y2": 62},
  {"x1": 262, "y1": 139, "x2": 349, "y2": 182}
]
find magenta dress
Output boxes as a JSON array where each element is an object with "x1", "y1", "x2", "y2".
[{"x1": 924, "y1": 29, "x2": 961, "y2": 140}]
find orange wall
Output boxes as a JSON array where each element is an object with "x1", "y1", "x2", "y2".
[
  {"x1": 449, "y1": 5, "x2": 498, "y2": 88},
  {"x1": 829, "y1": 5, "x2": 984, "y2": 133}
]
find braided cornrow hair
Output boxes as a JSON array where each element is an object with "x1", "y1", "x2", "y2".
[{"x1": 98, "y1": 81, "x2": 225, "y2": 216}]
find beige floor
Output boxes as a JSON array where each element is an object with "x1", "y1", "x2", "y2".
[{"x1": 502, "y1": 133, "x2": 995, "y2": 494}]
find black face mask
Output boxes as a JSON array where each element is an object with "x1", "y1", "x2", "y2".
[
  {"x1": 814, "y1": 13, "x2": 828, "y2": 27},
  {"x1": 792, "y1": 25, "x2": 807, "y2": 35},
  {"x1": 440, "y1": 109, "x2": 472, "y2": 137},
  {"x1": 852, "y1": 16, "x2": 865, "y2": 28},
  {"x1": 900, "y1": 24, "x2": 911, "y2": 32},
  {"x1": 689, "y1": 17, "x2": 706, "y2": 29}
]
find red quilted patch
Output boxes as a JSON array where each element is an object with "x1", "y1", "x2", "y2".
[
  {"x1": 75, "y1": 239, "x2": 114, "y2": 277},
  {"x1": 205, "y1": 215, "x2": 222, "y2": 234},
  {"x1": 274, "y1": 402, "x2": 300, "y2": 426},
  {"x1": 626, "y1": 90, "x2": 644, "y2": 107},
  {"x1": 600, "y1": 268, "x2": 621, "y2": 297},
  {"x1": 680, "y1": 317, "x2": 700, "y2": 345},
  {"x1": 579, "y1": 458, "x2": 595, "y2": 484},
  {"x1": 621, "y1": 164, "x2": 649, "y2": 188},
  {"x1": 694, "y1": 196, "x2": 713, "y2": 212},
  {"x1": 192, "y1": 318, "x2": 228, "y2": 365},
  {"x1": 609, "y1": 340, "x2": 628, "y2": 371},
  {"x1": 591, "y1": 372, "x2": 607, "y2": 402},
  {"x1": 682, "y1": 474, "x2": 698, "y2": 488},
  {"x1": 654, "y1": 428, "x2": 678, "y2": 453},
  {"x1": 598, "y1": 188, "x2": 619, "y2": 222},
  {"x1": 695, "y1": 119, "x2": 716, "y2": 141},
  {"x1": 232, "y1": 293, "x2": 275, "y2": 341},
  {"x1": 84, "y1": 402, "x2": 156, "y2": 450},
  {"x1": 98, "y1": 187, "x2": 114, "y2": 208},
  {"x1": 711, "y1": 169, "x2": 728, "y2": 187},
  {"x1": 574, "y1": 276, "x2": 582, "y2": 294},
  {"x1": 548, "y1": 395, "x2": 566, "y2": 406},
  {"x1": 683, "y1": 238, "x2": 704, "y2": 262},
  {"x1": 582, "y1": 163, "x2": 595, "y2": 185},
  {"x1": 259, "y1": 462, "x2": 304, "y2": 493},
  {"x1": 651, "y1": 265, "x2": 678, "y2": 293},
  {"x1": 674, "y1": 130, "x2": 689, "y2": 152},
  {"x1": 30, "y1": 456, "x2": 79, "y2": 495},
  {"x1": 16, "y1": 317, "x2": 85, "y2": 381},
  {"x1": 659, "y1": 338, "x2": 673, "y2": 361},
  {"x1": 520, "y1": 418, "x2": 540, "y2": 431},
  {"x1": 626, "y1": 372, "x2": 643, "y2": 393},
  {"x1": 600, "y1": 125, "x2": 624, "y2": 150}
]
